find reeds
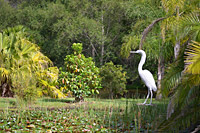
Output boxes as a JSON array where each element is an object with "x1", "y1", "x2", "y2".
[{"x1": 0, "y1": 97, "x2": 168, "y2": 132}]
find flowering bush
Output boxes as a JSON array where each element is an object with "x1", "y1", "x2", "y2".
[{"x1": 58, "y1": 43, "x2": 101, "y2": 101}]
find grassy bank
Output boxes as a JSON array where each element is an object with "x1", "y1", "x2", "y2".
[{"x1": 0, "y1": 97, "x2": 168, "y2": 132}]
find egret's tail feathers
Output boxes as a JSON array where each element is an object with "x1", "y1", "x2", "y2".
[{"x1": 153, "y1": 86, "x2": 157, "y2": 92}]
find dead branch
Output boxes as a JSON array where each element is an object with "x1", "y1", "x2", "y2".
[{"x1": 139, "y1": 17, "x2": 166, "y2": 49}]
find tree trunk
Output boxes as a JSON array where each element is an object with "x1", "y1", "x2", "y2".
[
  {"x1": 167, "y1": 6, "x2": 181, "y2": 119},
  {"x1": 110, "y1": 91, "x2": 113, "y2": 99},
  {"x1": 100, "y1": 12, "x2": 105, "y2": 66},
  {"x1": 75, "y1": 96, "x2": 84, "y2": 102},
  {"x1": 1, "y1": 83, "x2": 13, "y2": 97},
  {"x1": 156, "y1": 55, "x2": 164, "y2": 100},
  {"x1": 174, "y1": 7, "x2": 180, "y2": 60},
  {"x1": 174, "y1": 39, "x2": 180, "y2": 60},
  {"x1": 108, "y1": 88, "x2": 113, "y2": 99},
  {"x1": 91, "y1": 42, "x2": 95, "y2": 61},
  {"x1": 139, "y1": 17, "x2": 166, "y2": 49},
  {"x1": 138, "y1": 17, "x2": 166, "y2": 99}
]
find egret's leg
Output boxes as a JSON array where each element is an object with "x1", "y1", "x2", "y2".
[
  {"x1": 143, "y1": 89, "x2": 150, "y2": 104},
  {"x1": 150, "y1": 90, "x2": 153, "y2": 105}
]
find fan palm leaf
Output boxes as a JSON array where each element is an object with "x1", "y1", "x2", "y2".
[
  {"x1": 20, "y1": 39, "x2": 38, "y2": 57},
  {"x1": 185, "y1": 41, "x2": 200, "y2": 74},
  {"x1": 38, "y1": 79, "x2": 65, "y2": 98},
  {"x1": 0, "y1": 26, "x2": 64, "y2": 99}
]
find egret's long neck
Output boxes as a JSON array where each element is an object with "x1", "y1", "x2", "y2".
[{"x1": 138, "y1": 52, "x2": 146, "y2": 72}]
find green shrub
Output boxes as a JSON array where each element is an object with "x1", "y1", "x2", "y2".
[
  {"x1": 58, "y1": 43, "x2": 101, "y2": 102},
  {"x1": 0, "y1": 26, "x2": 64, "y2": 102},
  {"x1": 100, "y1": 61, "x2": 127, "y2": 99}
]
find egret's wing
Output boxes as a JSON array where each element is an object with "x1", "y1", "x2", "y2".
[{"x1": 139, "y1": 70, "x2": 157, "y2": 91}]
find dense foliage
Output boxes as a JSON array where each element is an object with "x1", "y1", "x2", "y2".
[
  {"x1": 0, "y1": 0, "x2": 199, "y2": 131},
  {"x1": 0, "y1": 0, "x2": 158, "y2": 91},
  {"x1": 159, "y1": 13, "x2": 200, "y2": 131},
  {"x1": 0, "y1": 26, "x2": 64, "y2": 101},
  {"x1": 58, "y1": 43, "x2": 101, "y2": 101},
  {"x1": 100, "y1": 61, "x2": 127, "y2": 99}
]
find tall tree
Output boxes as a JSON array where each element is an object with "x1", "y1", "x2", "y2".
[
  {"x1": 121, "y1": 0, "x2": 164, "y2": 98},
  {"x1": 0, "y1": 0, "x2": 16, "y2": 30},
  {"x1": 68, "y1": 0, "x2": 127, "y2": 66}
]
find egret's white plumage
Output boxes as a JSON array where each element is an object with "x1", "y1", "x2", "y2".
[{"x1": 130, "y1": 50, "x2": 157, "y2": 105}]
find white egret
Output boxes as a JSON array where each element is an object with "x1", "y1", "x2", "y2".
[{"x1": 130, "y1": 50, "x2": 157, "y2": 105}]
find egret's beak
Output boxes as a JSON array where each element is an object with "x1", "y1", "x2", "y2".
[{"x1": 130, "y1": 51, "x2": 137, "y2": 54}]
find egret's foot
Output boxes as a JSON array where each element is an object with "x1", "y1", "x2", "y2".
[
  {"x1": 137, "y1": 103, "x2": 155, "y2": 106},
  {"x1": 145, "y1": 104, "x2": 152, "y2": 106},
  {"x1": 136, "y1": 103, "x2": 145, "y2": 105}
]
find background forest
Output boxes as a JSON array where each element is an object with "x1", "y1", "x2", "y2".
[{"x1": 0, "y1": 0, "x2": 200, "y2": 132}]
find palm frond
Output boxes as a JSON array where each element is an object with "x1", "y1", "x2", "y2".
[
  {"x1": 159, "y1": 46, "x2": 200, "y2": 131},
  {"x1": 47, "y1": 67, "x2": 59, "y2": 82},
  {"x1": 0, "y1": 33, "x2": 3, "y2": 52},
  {"x1": 158, "y1": 78, "x2": 200, "y2": 132},
  {"x1": 39, "y1": 79, "x2": 65, "y2": 98},
  {"x1": 0, "y1": 26, "x2": 59, "y2": 99},
  {"x1": 178, "y1": 13, "x2": 200, "y2": 41},
  {"x1": 162, "y1": 0, "x2": 185, "y2": 15},
  {"x1": 162, "y1": 49, "x2": 184, "y2": 97},
  {"x1": 0, "y1": 67, "x2": 10, "y2": 80},
  {"x1": 162, "y1": 68, "x2": 182, "y2": 96},
  {"x1": 185, "y1": 41, "x2": 200, "y2": 74},
  {"x1": 31, "y1": 52, "x2": 53, "y2": 67},
  {"x1": 49, "y1": 86, "x2": 66, "y2": 99},
  {"x1": 20, "y1": 39, "x2": 38, "y2": 56},
  {"x1": 158, "y1": 102, "x2": 200, "y2": 132}
]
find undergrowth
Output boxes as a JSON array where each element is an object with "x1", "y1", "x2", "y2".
[{"x1": 0, "y1": 97, "x2": 168, "y2": 132}]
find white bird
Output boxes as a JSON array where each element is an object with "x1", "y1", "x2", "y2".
[{"x1": 130, "y1": 50, "x2": 157, "y2": 105}]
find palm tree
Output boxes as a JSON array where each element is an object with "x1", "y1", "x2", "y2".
[
  {"x1": 0, "y1": 26, "x2": 65, "y2": 99},
  {"x1": 158, "y1": 41, "x2": 200, "y2": 132},
  {"x1": 158, "y1": 12, "x2": 200, "y2": 132}
]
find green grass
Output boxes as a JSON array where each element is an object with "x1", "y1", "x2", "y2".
[{"x1": 0, "y1": 97, "x2": 168, "y2": 132}]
